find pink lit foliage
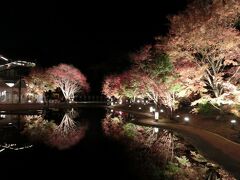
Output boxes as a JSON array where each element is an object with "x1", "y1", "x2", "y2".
[
  {"x1": 164, "y1": 0, "x2": 240, "y2": 106},
  {"x1": 49, "y1": 109, "x2": 87, "y2": 150},
  {"x1": 102, "y1": 75, "x2": 121, "y2": 99},
  {"x1": 118, "y1": 70, "x2": 144, "y2": 101},
  {"x1": 47, "y1": 64, "x2": 89, "y2": 102}
]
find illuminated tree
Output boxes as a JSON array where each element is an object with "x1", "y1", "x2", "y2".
[
  {"x1": 102, "y1": 75, "x2": 121, "y2": 99},
  {"x1": 164, "y1": 0, "x2": 240, "y2": 107},
  {"x1": 47, "y1": 64, "x2": 89, "y2": 102},
  {"x1": 24, "y1": 68, "x2": 56, "y2": 101},
  {"x1": 118, "y1": 70, "x2": 144, "y2": 101}
]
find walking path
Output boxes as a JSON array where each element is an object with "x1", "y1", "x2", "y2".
[{"x1": 111, "y1": 105, "x2": 240, "y2": 179}]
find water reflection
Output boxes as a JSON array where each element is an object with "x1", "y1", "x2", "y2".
[
  {"x1": 102, "y1": 110, "x2": 234, "y2": 180},
  {"x1": 23, "y1": 108, "x2": 88, "y2": 150},
  {"x1": 0, "y1": 143, "x2": 33, "y2": 152}
]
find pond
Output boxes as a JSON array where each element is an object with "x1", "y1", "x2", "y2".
[
  {"x1": 0, "y1": 108, "x2": 235, "y2": 180},
  {"x1": 0, "y1": 108, "x2": 139, "y2": 179}
]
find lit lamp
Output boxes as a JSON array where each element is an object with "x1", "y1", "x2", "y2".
[
  {"x1": 154, "y1": 112, "x2": 159, "y2": 121},
  {"x1": 231, "y1": 119, "x2": 237, "y2": 128},
  {"x1": 160, "y1": 109, "x2": 164, "y2": 113},
  {"x1": 137, "y1": 100, "x2": 140, "y2": 103},
  {"x1": 154, "y1": 127, "x2": 159, "y2": 133},
  {"x1": 184, "y1": 116, "x2": 190, "y2": 123},
  {"x1": 138, "y1": 107, "x2": 142, "y2": 110}
]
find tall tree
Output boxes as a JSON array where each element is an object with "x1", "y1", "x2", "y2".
[
  {"x1": 164, "y1": 0, "x2": 240, "y2": 106},
  {"x1": 47, "y1": 64, "x2": 89, "y2": 102}
]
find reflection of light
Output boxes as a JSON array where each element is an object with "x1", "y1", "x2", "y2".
[
  {"x1": 184, "y1": 117, "x2": 190, "y2": 122},
  {"x1": 154, "y1": 127, "x2": 159, "y2": 133},
  {"x1": 155, "y1": 112, "x2": 159, "y2": 120},
  {"x1": 119, "y1": 101, "x2": 122, "y2": 104},
  {"x1": 6, "y1": 83, "x2": 14, "y2": 87},
  {"x1": 119, "y1": 111, "x2": 123, "y2": 115},
  {"x1": 0, "y1": 114, "x2": 6, "y2": 118},
  {"x1": 160, "y1": 109, "x2": 164, "y2": 113},
  {"x1": 0, "y1": 56, "x2": 8, "y2": 61},
  {"x1": 138, "y1": 107, "x2": 142, "y2": 110},
  {"x1": 231, "y1": 119, "x2": 236, "y2": 124},
  {"x1": 146, "y1": 100, "x2": 149, "y2": 103},
  {"x1": 40, "y1": 100, "x2": 44, "y2": 103},
  {"x1": 8, "y1": 122, "x2": 12, "y2": 125},
  {"x1": 110, "y1": 109, "x2": 114, "y2": 112},
  {"x1": 176, "y1": 115, "x2": 180, "y2": 118},
  {"x1": 28, "y1": 100, "x2": 32, "y2": 103},
  {"x1": 137, "y1": 100, "x2": 140, "y2": 103}
]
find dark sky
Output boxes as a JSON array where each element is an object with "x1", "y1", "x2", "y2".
[{"x1": 0, "y1": 1, "x2": 188, "y2": 94}]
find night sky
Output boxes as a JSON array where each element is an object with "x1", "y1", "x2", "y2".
[{"x1": 0, "y1": 0, "x2": 188, "y2": 94}]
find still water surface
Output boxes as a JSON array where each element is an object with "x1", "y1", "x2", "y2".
[{"x1": 0, "y1": 108, "x2": 138, "y2": 179}]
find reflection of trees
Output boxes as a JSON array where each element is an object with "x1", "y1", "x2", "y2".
[
  {"x1": 23, "y1": 109, "x2": 87, "y2": 150},
  {"x1": 103, "y1": 112, "x2": 175, "y2": 163},
  {"x1": 50, "y1": 109, "x2": 87, "y2": 150},
  {"x1": 23, "y1": 115, "x2": 56, "y2": 142}
]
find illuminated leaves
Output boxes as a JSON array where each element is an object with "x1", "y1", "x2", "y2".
[{"x1": 47, "y1": 64, "x2": 89, "y2": 101}]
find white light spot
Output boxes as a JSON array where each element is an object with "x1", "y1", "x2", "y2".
[
  {"x1": 184, "y1": 117, "x2": 190, "y2": 122},
  {"x1": 231, "y1": 119, "x2": 236, "y2": 124}
]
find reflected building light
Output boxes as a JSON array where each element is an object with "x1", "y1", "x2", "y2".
[
  {"x1": 160, "y1": 109, "x2": 164, "y2": 113},
  {"x1": 0, "y1": 56, "x2": 8, "y2": 61},
  {"x1": 154, "y1": 127, "x2": 159, "y2": 133},
  {"x1": 6, "y1": 83, "x2": 14, "y2": 87},
  {"x1": 0, "y1": 114, "x2": 6, "y2": 118}
]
